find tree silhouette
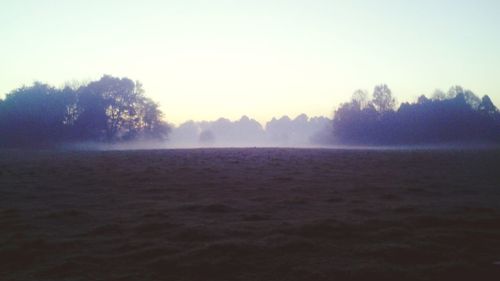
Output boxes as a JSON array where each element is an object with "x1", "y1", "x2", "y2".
[
  {"x1": 199, "y1": 130, "x2": 215, "y2": 145},
  {"x1": 0, "y1": 75, "x2": 169, "y2": 147},
  {"x1": 447, "y1": 85, "x2": 481, "y2": 109},
  {"x1": 351, "y1": 89, "x2": 369, "y2": 110},
  {"x1": 372, "y1": 84, "x2": 396, "y2": 113},
  {"x1": 332, "y1": 85, "x2": 500, "y2": 145},
  {"x1": 432, "y1": 89, "x2": 446, "y2": 101},
  {"x1": 0, "y1": 82, "x2": 69, "y2": 146},
  {"x1": 479, "y1": 95, "x2": 498, "y2": 116}
]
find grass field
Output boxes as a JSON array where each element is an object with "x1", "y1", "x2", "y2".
[{"x1": 1, "y1": 148, "x2": 500, "y2": 280}]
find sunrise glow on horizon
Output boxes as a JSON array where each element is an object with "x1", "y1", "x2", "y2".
[{"x1": 1, "y1": 0, "x2": 500, "y2": 125}]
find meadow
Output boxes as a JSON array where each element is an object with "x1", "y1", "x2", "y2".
[{"x1": 1, "y1": 148, "x2": 500, "y2": 280}]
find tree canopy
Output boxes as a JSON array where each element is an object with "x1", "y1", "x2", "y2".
[
  {"x1": 332, "y1": 85, "x2": 500, "y2": 145},
  {"x1": 0, "y1": 75, "x2": 169, "y2": 147}
]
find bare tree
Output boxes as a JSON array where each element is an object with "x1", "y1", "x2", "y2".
[
  {"x1": 372, "y1": 84, "x2": 396, "y2": 112},
  {"x1": 352, "y1": 89, "x2": 369, "y2": 110}
]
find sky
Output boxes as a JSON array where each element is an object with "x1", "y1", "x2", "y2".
[{"x1": 1, "y1": 0, "x2": 500, "y2": 125}]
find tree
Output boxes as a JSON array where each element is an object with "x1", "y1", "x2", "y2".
[
  {"x1": 135, "y1": 96, "x2": 171, "y2": 140},
  {"x1": 417, "y1": 95, "x2": 430, "y2": 104},
  {"x1": 60, "y1": 86, "x2": 79, "y2": 127},
  {"x1": 478, "y1": 95, "x2": 498, "y2": 116},
  {"x1": 0, "y1": 82, "x2": 70, "y2": 146},
  {"x1": 432, "y1": 89, "x2": 446, "y2": 101},
  {"x1": 74, "y1": 75, "x2": 169, "y2": 142},
  {"x1": 332, "y1": 85, "x2": 500, "y2": 145},
  {"x1": 351, "y1": 89, "x2": 369, "y2": 110},
  {"x1": 76, "y1": 76, "x2": 138, "y2": 141},
  {"x1": 447, "y1": 86, "x2": 481, "y2": 109},
  {"x1": 332, "y1": 97, "x2": 379, "y2": 144},
  {"x1": 0, "y1": 75, "x2": 170, "y2": 147},
  {"x1": 199, "y1": 130, "x2": 215, "y2": 145},
  {"x1": 372, "y1": 84, "x2": 396, "y2": 113}
]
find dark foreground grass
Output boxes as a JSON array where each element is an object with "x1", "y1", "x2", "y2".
[{"x1": 1, "y1": 148, "x2": 500, "y2": 281}]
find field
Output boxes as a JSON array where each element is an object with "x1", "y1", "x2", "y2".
[{"x1": 1, "y1": 148, "x2": 500, "y2": 281}]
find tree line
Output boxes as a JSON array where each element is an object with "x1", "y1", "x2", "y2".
[
  {"x1": 0, "y1": 75, "x2": 169, "y2": 147},
  {"x1": 332, "y1": 85, "x2": 500, "y2": 145},
  {"x1": 2, "y1": 76, "x2": 499, "y2": 148},
  {"x1": 168, "y1": 114, "x2": 331, "y2": 147}
]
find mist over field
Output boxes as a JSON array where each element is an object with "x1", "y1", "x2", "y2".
[
  {"x1": 1, "y1": 78, "x2": 499, "y2": 150},
  {"x1": 167, "y1": 114, "x2": 332, "y2": 148},
  {"x1": 3, "y1": 1, "x2": 500, "y2": 280}
]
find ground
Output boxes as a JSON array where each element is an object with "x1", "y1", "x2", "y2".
[{"x1": 1, "y1": 148, "x2": 500, "y2": 281}]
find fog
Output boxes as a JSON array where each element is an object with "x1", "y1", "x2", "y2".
[
  {"x1": 2, "y1": 78, "x2": 499, "y2": 150},
  {"x1": 167, "y1": 114, "x2": 332, "y2": 148}
]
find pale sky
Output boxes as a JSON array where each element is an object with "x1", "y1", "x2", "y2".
[{"x1": 1, "y1": 0, "x2": 499, "y2": 125}]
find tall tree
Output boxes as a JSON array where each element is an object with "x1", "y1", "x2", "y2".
[
  {"x1": 447, "y1": 86, "x2": 481, "y2": 109},
  {"x1": 351, "y1": 89, "x2": 369, "y2": 110},
  {"x1": 332, "y1": 85, "x2": 500, "y2": 145},
  {"x1": 75, "y1": 75, "x2": 169, "y2": 142},
  {"x1": 0, "y1": 75, "x2": 170, "y2": 147},
  {"x1": 479, "y1": 95, "x2": 498, "y2": 116},
  {"x1": 0, "y1": 82, "x2": 69, "y2": 146},
  {"x1": 372, "y1": 84, "x2": 396, "y2": 113}
]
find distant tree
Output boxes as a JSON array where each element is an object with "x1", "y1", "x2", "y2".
[
  {"x1": 266, "y1": 116, "x2": 293, "y2": 144},
  {"x1": 0, "y1": 82, "x2": 70, "y2": 146},
  {"x1": 136, "y1": 96, "x2": 171, "y2": 140},
  {"x1": 60, "y1": 86, "x2": 79, "y2": 127},
  {"x1": 417, "y1": 95, "x2": 430, "y2": 104},
  {"x1": 199, "y1": 130, "x2": 215, "y2": 145},
  {"x1": 0, "y1": 75, "x2": 170, "y2": 147},
  {"x1": 332, "y1": 97, "x2": 379, "y2": 144},
  {"x1": 372, "y1": 84, "x2": 396, "y2": 113},
  {"x1": 74, "y1": 75, "x2": 169, "y2": 142},
  {"x1": 72, "y1": 82, "x2": 108, "y2": 141},
  {"x1": 332, "y1": 85, "x2": 500, "y2": 145},
  {"x1": 294, "y1": 113, "x2": 308, "y2": 123},
  {"x1": 478, "y1": 95, "x2": 498, "y2": 116},
  {"x1": 446, "y1": 85, "x2": 464, "y2": 99},
  {"x1": 77, "y1": 76, "x2": 139, "y2": 141},
  {"x1": 351, "y1": 89, "x2": 369, "y2": 110},
  {"x1": 0, "y1": 98, "x2": 5, "y2": 145},
  {"x1": 234, "y1": 116, "x2": 266, "y2": 144},
  {"x1": 432, "y1": 89, "x2": 446, "y2": 101},
  {"x1": 168, "y1": 121, "x2": 200, "y2": 146},
  {"x1": 447, "y1": 86, "x2": 481, "y2": 109}
]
